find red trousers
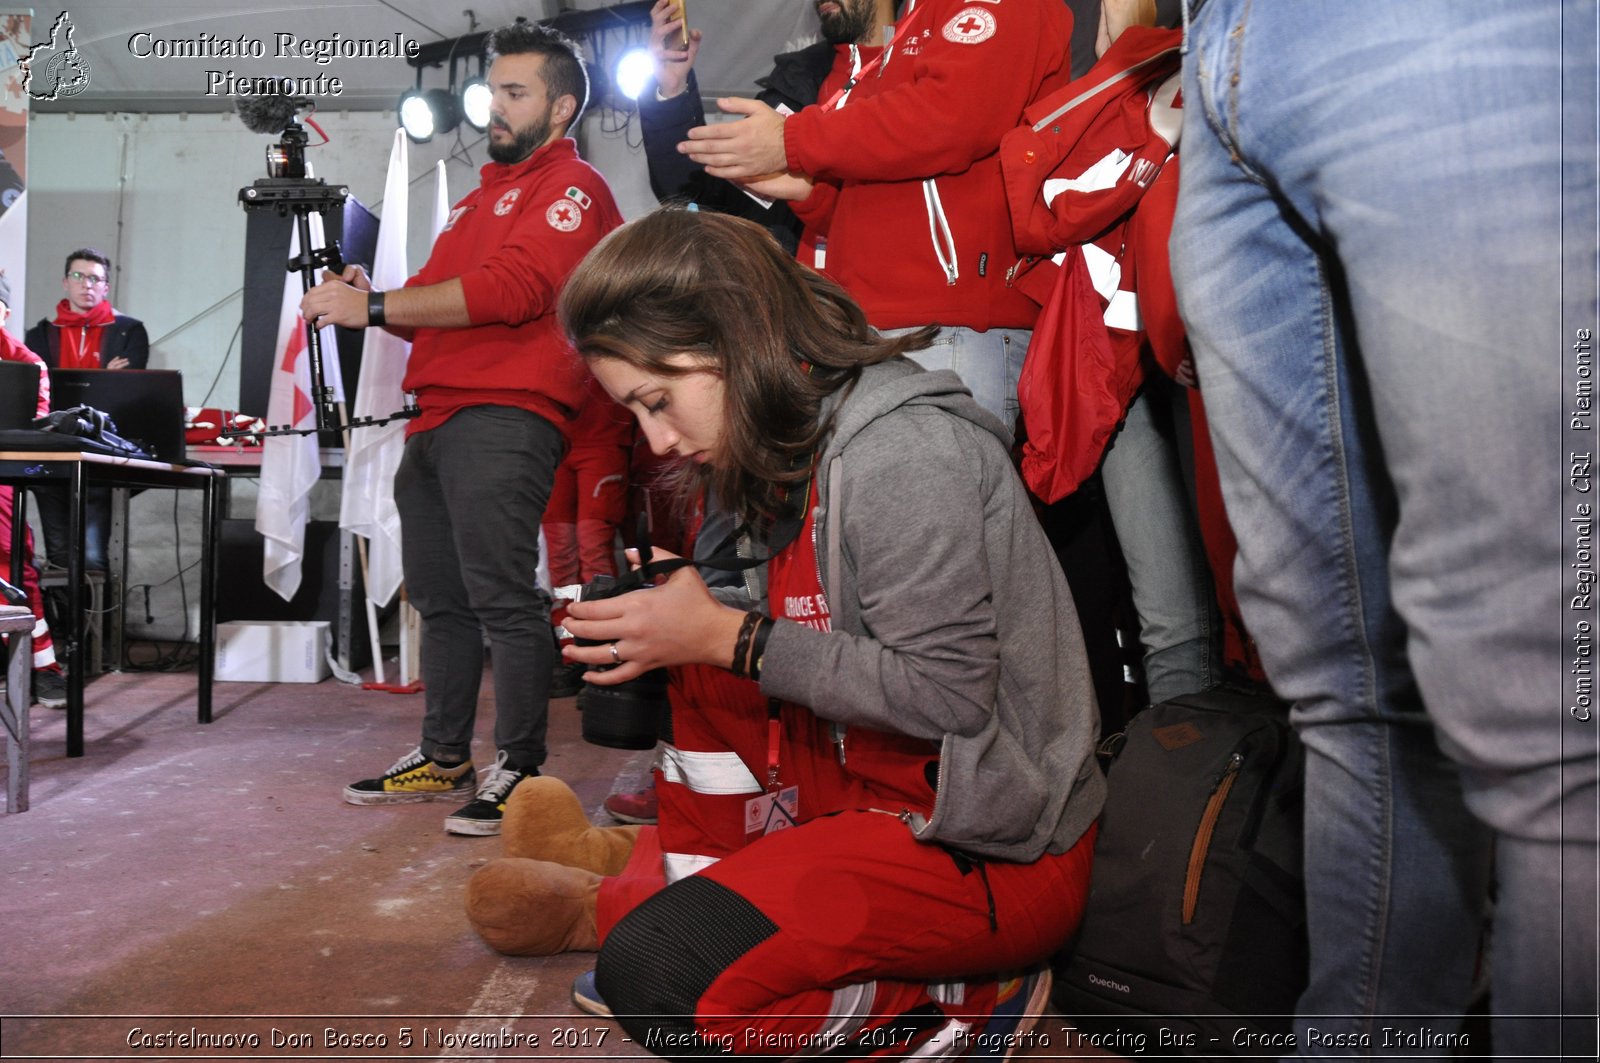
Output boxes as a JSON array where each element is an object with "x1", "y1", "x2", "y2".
[
  {"x1": 542, "y1": 443, "x2": 630, "y2": 587},
  {"x1": 0, "y1": 487, "x2": 56, "y2": 670},
  {"x1": 595, "y1": 663, "x2": 1096, "y2": 1056}
]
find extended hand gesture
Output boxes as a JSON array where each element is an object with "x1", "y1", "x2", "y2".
[{"x1": 680, "y1": 97, "x2": 790, "y2": 180}]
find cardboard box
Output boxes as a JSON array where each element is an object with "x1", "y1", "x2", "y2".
[{"x1": 216, "y1": 621, "x2": 331, "y2": 683}]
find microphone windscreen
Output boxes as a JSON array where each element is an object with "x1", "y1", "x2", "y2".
[{"x1": 235, "y1": 91, "x2": 298, "y2": 135}]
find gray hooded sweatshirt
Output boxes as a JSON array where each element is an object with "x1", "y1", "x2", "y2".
[{"x1": 757, "y1": 358, "x2": 1105, "y2": 862}]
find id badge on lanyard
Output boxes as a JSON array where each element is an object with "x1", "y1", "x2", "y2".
[
  {"x1": 745, "y1": 700, "x2": 799, "y2": 835},
  {"x1": 743, "y1": 469, "x2": 821, "y2": 837}
]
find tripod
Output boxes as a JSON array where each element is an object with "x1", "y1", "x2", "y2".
[{"x1": 238, "y1": 176, "x2": 353, "y2": 437}]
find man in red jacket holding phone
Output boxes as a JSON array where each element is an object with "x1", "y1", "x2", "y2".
[{"x1": 678, "y1": 0, "x2": 1074, "y2": 427}]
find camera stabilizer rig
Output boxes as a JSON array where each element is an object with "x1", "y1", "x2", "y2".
[{"x1": 230, "y1": 99, "x2": 418, "y2": 440}]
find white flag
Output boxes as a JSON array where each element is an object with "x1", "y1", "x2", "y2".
[
  {"x1": 256, "y1": 223, "x2": 339, "y2": 600},
  {"x1": 339, "y1": 129, "x2": 411, "y2": 607},
  {"x1": 432, "y1": 160, "x2": 449, "y2": 240}
]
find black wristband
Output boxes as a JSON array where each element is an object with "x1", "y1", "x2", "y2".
[
  {"x1": 731, "y1": 610, "x2": 761, "y2": 678},
  {"x1": 367, "y1": 290, "x2": 386, "y2": 327},
  {"x1": 748, "y1": 616, "x2": 775, "y2": 682}
]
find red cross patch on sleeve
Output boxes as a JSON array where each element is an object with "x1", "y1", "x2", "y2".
[
  {"x1": 546, "y1": 197, "x2": 584, "y2": 231},
  {"x1": 943, "y1": 6, "x2": 998, "y2": 44}
]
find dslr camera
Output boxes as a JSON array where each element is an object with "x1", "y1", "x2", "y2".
[{"x1": 555, "y1": 533, "x2": 678, "y2": 751}]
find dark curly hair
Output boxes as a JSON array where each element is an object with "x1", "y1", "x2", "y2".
[{"x1": 487, "y1": 20, "x2": 589, "y2": 127}]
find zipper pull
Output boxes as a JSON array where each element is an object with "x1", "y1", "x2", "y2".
[
  {"x1": 1211, "y1": 751, "x2": 1244, "y2": 791},
  {"x1": 1005, "y1": 256, "x2": 1035, "y2": 286}
]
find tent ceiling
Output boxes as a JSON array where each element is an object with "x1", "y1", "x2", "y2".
[{"x1": 25, "y1": 1, "x2": 821, "y2": 113}]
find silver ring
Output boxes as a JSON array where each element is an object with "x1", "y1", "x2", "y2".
[{"x1": 608, "y1": 642, "x2": 621, "y2": 664}]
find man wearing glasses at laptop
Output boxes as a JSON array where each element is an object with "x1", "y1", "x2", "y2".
[
  {"x1": 24, "y1": 247, "x2": 149, "y2": 577},
  {"x1": 25, "y1": 248, "x2": 148, "y2": 373}
]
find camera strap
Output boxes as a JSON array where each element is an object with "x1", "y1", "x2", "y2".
[{"x1": 628, "y1": 507, "x2": 805, "y2": 587}]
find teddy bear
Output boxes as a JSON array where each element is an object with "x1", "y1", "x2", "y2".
[{"x1": 464, "y1": 776, "x2": 640, "y2": 956}]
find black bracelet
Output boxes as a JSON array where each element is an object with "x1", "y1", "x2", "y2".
[
  {"x1": 367, "y1": 290, "x2": 386, "y2": 327},
  {"x1": 731, "y1": 610, "x2": 761, "y2": 678},
  {"x1": 748, "y1": 616, "x2": 775, "y2": 681}
]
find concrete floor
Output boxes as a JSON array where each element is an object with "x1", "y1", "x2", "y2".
[{"x1": 1, "y1": 665, "x2": 1118, "y2": 1061}]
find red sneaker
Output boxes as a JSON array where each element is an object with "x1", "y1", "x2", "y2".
[{"x1": 602, "y1": 782, "x2": 658, "y2": 825}]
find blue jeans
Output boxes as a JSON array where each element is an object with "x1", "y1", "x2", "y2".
[
  {"x1": 395, "y1": 406, "x2": 565, "y2": 772},
  {"x1": 1100, "y1": 381, "x2": 1219, "y2": 704},
  {"x1": 902, "y1": 325, "x2": 1218, "y2": 702},
  {"x1": 893, "y1": 325, "x2": 1030, "y2": 430},
  {"x1": 1172, "y1": 0, "x2": 1597, "y2": 1055}
]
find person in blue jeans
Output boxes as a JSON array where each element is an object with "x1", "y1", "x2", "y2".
[{"x1": 1171, "y1": 0, "x2": 1597, "y2": 1055}]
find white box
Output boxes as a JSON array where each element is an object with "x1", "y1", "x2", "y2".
[{"x1": 216, "y1": 621, "x2": 331, "y2": 683}]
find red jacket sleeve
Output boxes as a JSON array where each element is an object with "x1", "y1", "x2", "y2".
[
  {"x1": 456, "y1": 173, "x2": 614, "y2": 328},
  {"x1": 790, "y1": 176, "x2": 841, "y2": 233},
  {"x1": 784, "y1": 0, "x2": 1072, "y2": 182}
]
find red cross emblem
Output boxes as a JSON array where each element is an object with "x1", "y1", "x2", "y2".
[
  {"x1": 546, "y1": 197, "x2": 583, "y2": 232},
  {"x1": 493, "y1": 188, "x2": 521, "y2": 216},
  {"x1": 943, "y1": 6, "x2": 997, "y2": 44}
]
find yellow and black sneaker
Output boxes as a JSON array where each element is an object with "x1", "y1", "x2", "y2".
[
  {"x1": 343, "y1": 747, "x2": 476, "y2": 805},
  {"x1": 443, "y1": 751, "x2": 538, "y2": 836}
]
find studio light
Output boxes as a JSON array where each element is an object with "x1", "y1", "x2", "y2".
[
  {"x1": 614, "y1": 47, "x2": 654, "y2": 101},
  {"x1": 398, "y1": 3, "x2": 655, "y2": 141},
  {"x1": 461, "y1": 75, "x2": 492, "y2": 131},
  {"x1": 399, "y1": 87, "x2": 460, "y2": 142}
]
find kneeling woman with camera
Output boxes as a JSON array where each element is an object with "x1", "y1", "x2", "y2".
[{"x1": 559, "y1": 209, "x2": 1104, "y2": 1057}]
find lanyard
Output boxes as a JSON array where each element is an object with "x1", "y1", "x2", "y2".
[
  {"x1": 817, "y1": 0, "x2": 929, "y2": 113},
  {"x1": 766, "y1": 698, "x2": 784, "y2": 791},
  {"x1": 761, "y1": 468, "x2": 823, "y2": 792}
]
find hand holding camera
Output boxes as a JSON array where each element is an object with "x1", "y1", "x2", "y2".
[{"x1": 562, "y1": 545, "x2": 748, "y2": 687}]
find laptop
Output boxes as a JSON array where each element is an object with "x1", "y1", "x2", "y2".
[
  {"x1": 48, "y1": 368, "x2": 189, "y2": 464},
  {"x1": 0, "y1": 359, "x2": 44, "y2": 430}
]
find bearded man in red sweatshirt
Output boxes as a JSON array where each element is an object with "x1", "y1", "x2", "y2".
[{"x1": 302, "y1": 21, "x2": 623, "y2": 836}]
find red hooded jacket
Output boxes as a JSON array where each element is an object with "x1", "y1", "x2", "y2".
[
  {"x1": 784, "y1": 0, "x2": 1074, "y2": 331},
  {"x1": 998, "y1": 26, "x2": 1182, "y2": 501}
]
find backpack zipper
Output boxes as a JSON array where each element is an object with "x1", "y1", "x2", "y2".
[{"x1": 1183, "y1": 750, "x2": 1243, "y2": 925}]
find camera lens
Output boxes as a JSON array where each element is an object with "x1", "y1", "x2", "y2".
[{"x1": 578, "y1": 668, "x2": 669, "y2": 750}]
